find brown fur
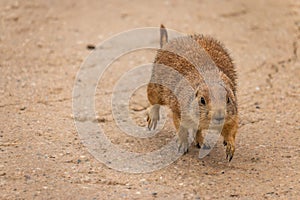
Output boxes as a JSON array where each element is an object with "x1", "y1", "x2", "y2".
[
  {"x1": 190, "y1": 35, "x2": 237, "y2": 94},
  {"x1": 147, "y1": 25, "x2": 238, "y2": 161}
]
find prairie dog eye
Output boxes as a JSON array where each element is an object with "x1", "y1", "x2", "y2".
[
  {"x1": 227, "y1": 97, "x2": 231, "y2": 104},
  {"x1": 200, "y1": 97, "x2": 206, "y2": 105}
]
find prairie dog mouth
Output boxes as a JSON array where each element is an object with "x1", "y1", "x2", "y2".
[{"x1": 207, "y1": 122, "x2": 225, "y2": 130}]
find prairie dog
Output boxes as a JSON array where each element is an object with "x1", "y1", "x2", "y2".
[{"x1": 147, "y1": 25, "x2": 238, "y2": 161}]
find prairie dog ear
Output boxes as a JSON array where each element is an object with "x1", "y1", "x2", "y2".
[
  {"x1": 160, "y1": 24, "x2": 168, "y2": 48},
  {"x1": 194, "y1": 85, "x2": 201, "y2": 98},
  {"x1": 220, "y1": 73, "x2": 235, "y2": 96},
  {"x1": 195, "y1": 88, "x2": 199, "y2": 98}
]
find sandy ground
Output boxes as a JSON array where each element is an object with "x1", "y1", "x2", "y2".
[{"x1": 1, "y1": 0, "x2": 300, "y2": 199}]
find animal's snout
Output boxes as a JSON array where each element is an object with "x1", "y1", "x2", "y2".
[
  {"x1": 213, "y1": 109, "x2": 225, "y2": 124},
  {"x1": 214, "y1": 116, "x2": 224, "y2": 122}
]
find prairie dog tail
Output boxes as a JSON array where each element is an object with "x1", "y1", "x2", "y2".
[{"x1": 160, "y1": 24, "x2": 168, "y2": 48}]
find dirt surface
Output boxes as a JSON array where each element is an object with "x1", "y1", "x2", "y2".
[{"x1": 1, "y1": 0, "x2": 300, "y2": 199}]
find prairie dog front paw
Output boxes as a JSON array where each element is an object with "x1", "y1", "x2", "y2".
[
  {"x1": 146, "y1": 104, "x2": 160, "y2": 130},
  {"x1": 177, "y1": 127, "x2": 189, "y2": 154}
]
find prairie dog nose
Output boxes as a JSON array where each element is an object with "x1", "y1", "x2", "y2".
[{"x1": 213, "y1": 109, "x2": 225, "y2": 124}]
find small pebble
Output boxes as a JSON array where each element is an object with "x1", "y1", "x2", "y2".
[
  {"x1": 97, "y1": 118, "x2": 106, "y2": 123},
  {"x1": 20, "y1": 106, "x2": 26, "y2": 111},
  {"x1": 86, "y1": 44, "x2": 96, "y2": 50},
  {"x1": 152, "y1": 192, "x2": 157, "y2": 196}
]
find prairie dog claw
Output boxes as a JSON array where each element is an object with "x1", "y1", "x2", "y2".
[{"x1": 225, "y1": 141, "x2": 235, "y2": 162}]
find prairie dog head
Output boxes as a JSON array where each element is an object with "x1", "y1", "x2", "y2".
[{"x1": 190, "y1": 75, "x2": 237, "y2": 129}]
